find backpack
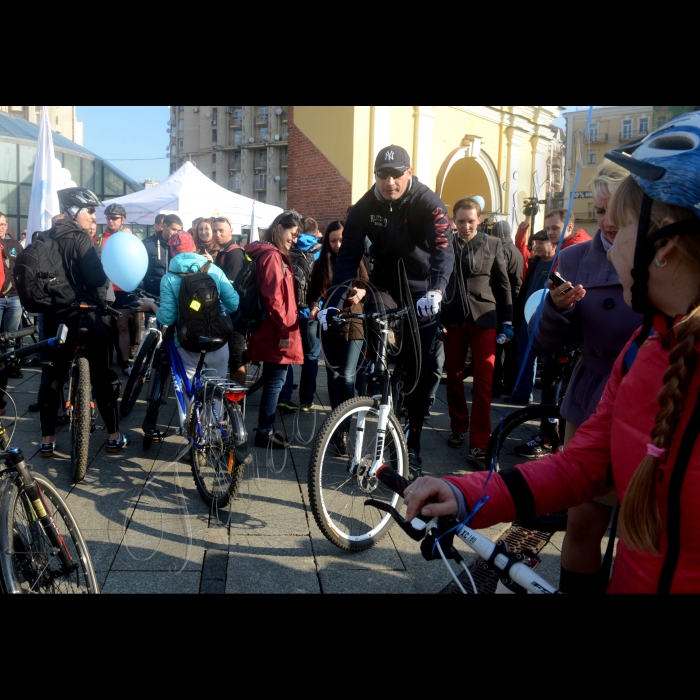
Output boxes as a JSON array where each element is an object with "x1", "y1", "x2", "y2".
[
  {"x1": 289, "y1": 244, "x2": 321, "y2": 309},
  {"x1": 232, "y1": 253, "x2": 267, "y2": 334},
  {"x1": 176, "y1": 262, "x2": 232, "y2": 352},
  {"x1": 13, "y1": 231, "x2": 76, "y2": 314}
]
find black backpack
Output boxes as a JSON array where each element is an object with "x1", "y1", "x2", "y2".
[
  {"x1": 232, "y1": 253, "x2": 268, "y2": 334},
  {"x1": 176, "y1": 262, "x2": 231, "y2": 352},
  {"x1": 289, "y1": 244, "x2": 320, "y2": 309},
  {"x1": 13, "y1": 231, "x2": 76, "y2": 314}
]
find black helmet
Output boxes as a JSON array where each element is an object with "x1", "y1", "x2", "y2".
[
  {"x1": 57, "y1": 187, "x2": 102, "y2": 216},
  {"x1": 104, "y1": 203, "x2": 127, "y2": 218}
]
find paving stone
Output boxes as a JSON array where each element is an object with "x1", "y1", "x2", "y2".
[
  {"x1": 319, "y1": 568, "x2": 417, "y2": 594},
  {"x1": 101, "y1": 570, "x2": 201, "y2": 594}
]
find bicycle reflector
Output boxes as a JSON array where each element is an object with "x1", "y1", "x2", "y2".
[{"x1": 225, "y1": 390, "x2": 246, "y2": 403}]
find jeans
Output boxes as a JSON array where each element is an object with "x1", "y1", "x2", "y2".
[
  {"x1": 323, "y1": 338, "x2": 364, "y2": 411},
  {"x1": 258, "y1": 362, "x2": 290, "y2": 434},
  {"x1": 278, "y1": 317, "x2": 320, "y2": 406},
  {"x1": 428, "y1": 335, "x2": 445, "y2": 409},
  {"x1": 0, "y1": 296, "x2": 22, "y2": 335}
]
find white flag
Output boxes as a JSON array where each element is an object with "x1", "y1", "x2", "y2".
[
  {"x1": 26, "y1": 107, "x2": 60, "y2": 245},
  {"x1": 250, "y1": 197, "x2": 258, "y2": 243}
]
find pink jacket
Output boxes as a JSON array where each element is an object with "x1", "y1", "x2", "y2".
[
  {"x1": 446, "y1": 314, "x2": 700, "y2": 593},
  {"x1": 245, "y1": 242, "x2": 303, "y2": 365}
]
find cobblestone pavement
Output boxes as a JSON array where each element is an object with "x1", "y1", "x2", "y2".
[{"x1": 4, "y1": 352, "x2": 602, "y2": 594}]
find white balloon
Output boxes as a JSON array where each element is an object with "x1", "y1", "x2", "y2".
[
  {"x1": 524, "y1": 289, "x2": 549, "y2": 325},
  {"x1": 63, "y1": 180, "x2": 77, "y2": 188},
  {"x1": 52, "y1": 157, "x2": 62, "y2": 172},
  {"x1": 59, "y1": 167, "x2": 72, "y2": 183}
]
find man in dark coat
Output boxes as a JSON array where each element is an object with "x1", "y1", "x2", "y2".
[{"x1": 440, "y1": 198, "x2": 513, "y2": 461}]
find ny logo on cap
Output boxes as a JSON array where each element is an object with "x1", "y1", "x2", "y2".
[{"x1": 384, "y1": 150, "x2": 394, "y2": 162}]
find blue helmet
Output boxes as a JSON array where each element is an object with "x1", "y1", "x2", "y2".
[{"x1": 606, "y1": 111, "x2": 700, "y2": 220}]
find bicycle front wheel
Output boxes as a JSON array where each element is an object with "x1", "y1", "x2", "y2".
[
  {"x1": 0, "y1": 475, "x2": 99, "y2": 594},
  {"x1": 142, "y1": 360, "x2": 171, "y2": 450},
  {"x1": 121, "y1": 332, "x2": 159, "y2": 418},
  {"x1": 188, "y1": 386, "x2": 247, "y2": 509},
  {"x1": 70, "y1": 357, "x2": 91, "y2": 483},
  {"x1": 308, "y1": 397, "x2": 407, "y2": 552}
]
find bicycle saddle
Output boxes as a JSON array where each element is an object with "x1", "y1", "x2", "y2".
[{"x1": 197, "y1": 336, "x2": 225, "y2": 352}]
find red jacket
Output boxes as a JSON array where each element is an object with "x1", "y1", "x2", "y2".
[
  {"x1": 245, "y1": 242, "x2": 303, "y2": 365},
  {"x1": 446, "y1": 314, "x2": 700, "y2": 593},
  {"x1": 515, "y1": 223, "x2": 591, "y2": 279}
]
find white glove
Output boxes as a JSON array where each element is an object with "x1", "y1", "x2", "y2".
[
  {"x1": 317, "y1": 307, "x2": 340, "y2": 331},
  {"x1": 416, "y1": 291, "x2": 443, "y2": 318}
]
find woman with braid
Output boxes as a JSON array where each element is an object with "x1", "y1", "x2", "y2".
[{"x1": 401, "y1": 112, "x2": 700, "y2": 593}]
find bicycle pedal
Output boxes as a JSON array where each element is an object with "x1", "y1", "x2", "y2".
[{"x1": 93, "y1": 424, "x2": 106, "y2": 431}]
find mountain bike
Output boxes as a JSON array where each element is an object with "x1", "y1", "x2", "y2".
[
  {"x1": 308, "y1": 307, "x2": 410, "y2": 552},
  {"x1": 142, "y1": 335, "x2": 250, "y2": 508},
  {"x1": 367, "y1": 466, "x2": 559, "y2": 594},
  {"x1": 0, "y1": 325, "x2": 99, "y2": 593},
  {"x1": 66, "y1": 301, "x2": 122, "y2": 483},
  {"x1": 120, "y1": 290, "x2": 162, "y2": 419}
]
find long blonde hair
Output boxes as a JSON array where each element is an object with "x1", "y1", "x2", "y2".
[{"x1": 610, "y1": 176, "x2": 700, "y2": 554}]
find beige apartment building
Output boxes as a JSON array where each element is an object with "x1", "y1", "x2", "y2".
[
  {"x1": 564, "y1": 105, "x2": 652, "y2": 232},
  {"x1": 0, "y1": 105, "x2": 84, "y2": 145},
  {"x1": 168, "y1": 106, "x2": 288, "y2": 208}
]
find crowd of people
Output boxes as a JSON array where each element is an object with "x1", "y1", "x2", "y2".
[{"x1": 6, "y1": 111, "x2": 700, "y2": 594}]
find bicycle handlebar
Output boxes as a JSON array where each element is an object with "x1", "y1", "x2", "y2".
[
  {"x1": 0, "y1": 324, "x2": 68, "y2": 365},
  {"x1": 71, "y1": 301, "x2": 122, "y2": 318},
  {"x1": 367, "y1": 466, "x2": 559, "y2": 594},
  {"x1": 332, "y1": 307, "x2": 411, "y2": 325},
  {"x1": 0, "y1": 326, "x2": 37, "y2": 347}
]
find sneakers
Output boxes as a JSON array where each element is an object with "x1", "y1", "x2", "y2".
[
  {"x1": 468, "y1": 447, "x2": 487, "y2": 463},
  {"x1": 254, "y1": 430, "x2": 289, "y2": 450},
  {"x1": 123, "y1": 364, "x2": 133, "y2": 376},
  {"x1": 106, "y1": 432, "x2": 130, "y2": 453},
  {"x1": 514, "y1": 435, "x2": 550, "y2": 459},
  {"x1": 40, "y1": 441, "x2": 56, "y2": 457},
  {"x1": 407, "y1": 448, "x2": 423, "y2": 482},
  {"x1": 447, "y1": 432, "x2": 465, "y2": 448},
  {"x1": 300, "y1": 403, "x2": 315, "y2": 412},
  {"x1": 277, "y1": 401, "x2": 298, "y2": 414}
]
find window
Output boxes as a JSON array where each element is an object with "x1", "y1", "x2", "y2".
[
  {"x1": 179, "y1": 105, "x2": 184, "y2": 111},
  {"x1": 212, "y1": 153, "x2": 216, "y2": 164},
  {"x1": 18, "y1": 145, "x2": 36, "y2": 184},
  {"x1": 179, "y1": 119, "x2": 184, "y2": 131},
  {"x1": 212, "y1": 108, "x2": 218, "y2": 123},
  {"x1": 212, "y1": 129, "x2": 217, "y2": 143},
  {"x1": 82, "y1": 158, "x2": 95, "y2": 190},
  {"x1": 259, "y1": 127, "x2": 268, "y2": 142},
  {"x1": 589, "y1": 124, "x2": 598, "y2": 142},
  {"x1": 230, "y1": 172, "x2": 241, "y2": 190},
  {"x1": 0, "y1": 142, "x2": 17, "y2": 182},
  {"x1": 639, "y1": 117, "x2": 649, "y2": 134},
  {"x1": 588, "y1": 150, "x2": 596, "y2": 164},
  {"x1": 234, "y1": 130, "x2": 242, "y2": 146},
  {"x1": 103, "y1": 168, "x2": 125, "y2": 197},
  {"x1": 179, "y1": 138, "x2": 184, "y2": 150},
  {"x1": 622, "y1": 119, "x2": 633, "y2": 139}
]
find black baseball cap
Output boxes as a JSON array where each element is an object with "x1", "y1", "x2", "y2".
[
  {"x1": 374, "y1": 145, "x2": 410, "y2": 173},
  {"x1": 531, "y1": 229, "x2": 549, "y2": 241}
]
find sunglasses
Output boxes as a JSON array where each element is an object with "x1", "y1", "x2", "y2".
[
  {"x1": 376, "y1": 168, "x2": 407, "y2": 180},
  {"x1": 212, "y1": 217, "x2": 232, "y2": 226},
  {"x1": 106, "y1": 214, "x2": 121, "y2": 220}
]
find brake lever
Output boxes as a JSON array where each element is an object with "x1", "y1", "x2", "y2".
[{"x1": 364, "y1": 499, "x2": 428, "y2": 542}]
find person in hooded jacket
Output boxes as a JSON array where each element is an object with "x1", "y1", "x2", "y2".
[
  {"x1": 277, "y1": 225, "x2": 323, "y2": 413},
  {"x1": 318, "y1": 145, "x2": 454, "y2": 476},
  {"x1": 401, "y1": 113, "x2": 700, "y2": 593},
  {"x1": 137, "y1": 231, "x2": 239, "y2": 383},
  {"x1": 245, "y1": 211, "x2": 303, "y2": 449},
  {"x1": 37, "y1": 187, "x2": 128, "y2": 457}
]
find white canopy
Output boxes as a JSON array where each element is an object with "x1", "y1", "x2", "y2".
[{"x1": 95, "y1": 161, "x2": 283, "y2": 234}]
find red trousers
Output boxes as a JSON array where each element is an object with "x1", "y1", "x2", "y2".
[{"x1": 443, "y1": 319, "x2": 496, "y2": 449}]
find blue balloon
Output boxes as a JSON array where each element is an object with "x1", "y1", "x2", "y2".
[
  {"x1": 524, "y1": 288, "x2": 549, "y2": 324},
  {"x1": 101, "y1": 231, "x2": 149, "y2": 292},
  {"x1": 473, "y1": 195, "x2": 486, "y2": 211}
]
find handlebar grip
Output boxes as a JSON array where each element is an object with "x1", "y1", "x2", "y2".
[
  {"x1": 0, "y1": 326, "x2": 36, "y2": 345},
  {"x1": 376, "y1": 464, "x2": 410, "y2": 497},
  {"x1": 101, "y1": 303, "x2": 122, "y2": 318}
]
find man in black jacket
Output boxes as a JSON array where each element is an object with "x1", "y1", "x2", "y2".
[
  {"x1": 319, "y1": 145, "x2": 454, "y2": 471},
  {"x1": 440, "y1": 198, "x2": 513, "y2": 461},
  {"x1": 37, "y1": 187, "x2": 128, "y2": 457},
  {"x1": 142, "y1": 214, "x2": 182, "y2": 298},
  {"x1": 214, "y1": 216, "x2": 247, "y2": 383}
]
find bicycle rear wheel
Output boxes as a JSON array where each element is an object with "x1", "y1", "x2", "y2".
[
  {"x1": 308, "y1": 396, "x2": 407, "y2": 551},
  {"x1": 0, "y1": 475, "x2": 99, "y2": 594},
  {"x1": 121, "y1": 332, "x2": 159, "y2": 418},
  {"x1": 142, "y1": 359, "x2": 172, "y2": 450},
  {"x1": 70, "y1": 357, "x2": 91, "y2": 483},
  {"x1": 188, "y1": 386, "x2": 247, "y2": 509}
]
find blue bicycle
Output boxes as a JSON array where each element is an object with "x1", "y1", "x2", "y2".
[{"x1": 142, "y1": 333, "x2": 250, "y2": 508}]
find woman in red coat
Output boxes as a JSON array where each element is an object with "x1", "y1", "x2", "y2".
[
  {"x1": 401, "y1": 113, "x2": 700, "y2": 593},
  {"x1": 246, "y1": 211, "x2": 303, "y2": 449}
]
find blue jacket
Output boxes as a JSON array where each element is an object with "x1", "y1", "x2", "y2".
[{"x1": 157, "y1": 253, "x2": 239, "y2": 347}]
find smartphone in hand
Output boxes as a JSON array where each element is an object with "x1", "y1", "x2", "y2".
[{"x1": 549, "y1": 271, "x2": 573, "y2": 293}]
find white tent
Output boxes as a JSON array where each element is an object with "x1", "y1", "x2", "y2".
[{"x1": 95, "y1": 161, "x2": 283, "y2": 235}]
